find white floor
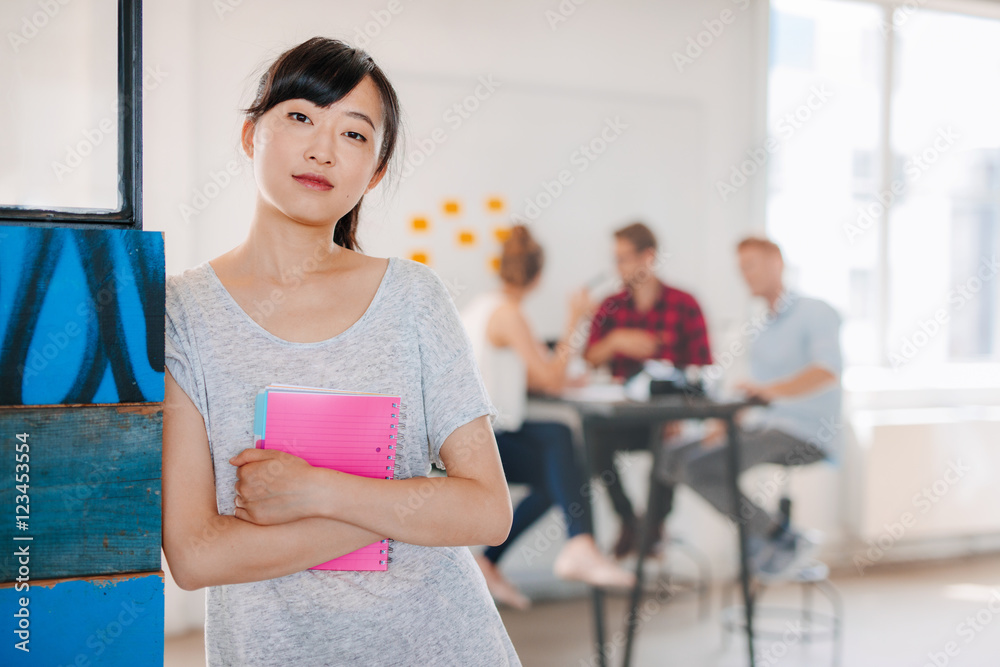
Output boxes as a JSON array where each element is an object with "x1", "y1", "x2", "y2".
[{"x1": 165, "y1": 554, "x2": 1000, "y2": 666}]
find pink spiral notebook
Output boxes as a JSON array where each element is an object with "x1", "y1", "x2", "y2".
[{"x1": 253, "y1": 383, "x2": 399, "y2": 571}]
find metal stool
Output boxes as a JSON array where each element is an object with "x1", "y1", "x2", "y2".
[
  {"x1": 644, "y1": 535, "x2": 713, "y2": 621},
  {"x1": 720, "y1": 473, "x2": 844, "y2": 666}
]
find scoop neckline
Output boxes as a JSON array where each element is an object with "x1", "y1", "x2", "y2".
[{"x1": 202, "y1": 255, "x2": 396, "y2": 347}]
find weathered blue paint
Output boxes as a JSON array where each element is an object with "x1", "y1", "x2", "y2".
[
  {"x1": 0, "y1": 405, "x2": 162, "y2": 582},
  {"x1": 0, "y1": 571, "x2": 164, "y2": 666}
]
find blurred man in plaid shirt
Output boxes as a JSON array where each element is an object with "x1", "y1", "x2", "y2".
[{"x1": 583, "y1": 222, "x2": 713, "y2": 558}]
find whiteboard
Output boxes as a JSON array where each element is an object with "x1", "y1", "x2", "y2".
[{"x1": 361, "y1": 72, "x2": 708, "y2": 337}]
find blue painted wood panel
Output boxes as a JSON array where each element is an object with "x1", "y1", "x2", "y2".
[
  {"x1": 0, "y1": 571, "x2": 163, "y2": 666},
  {"x1": 0, "y1": 405, "x2": 162, "y2": 582},
  {"x1": 0, "y1": 226, "x2": 164, "y2": 405}
]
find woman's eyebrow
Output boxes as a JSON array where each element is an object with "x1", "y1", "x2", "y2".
[{"x1": 343, "y1": 110, "x2": 376, "y2": 132}]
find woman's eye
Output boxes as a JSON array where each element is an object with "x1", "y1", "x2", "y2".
[
  {"x1": 288, "y1": 112, "x2": 311, "y2": 123},
  {"x1": 345, "y1": 131, "x2": 367, "y2": 142}
]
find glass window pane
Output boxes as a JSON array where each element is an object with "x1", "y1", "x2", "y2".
[
  {"x1": 0, "y1": 0, "x2": 120, "y2": 211},
  {"x1": 888, "y1": 9, "x2": 1000, "y2": 367},
  {"x1": 767, "y1": 0, "x2": 885, "y2": 366}
]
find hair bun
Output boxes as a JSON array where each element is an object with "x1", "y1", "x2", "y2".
[{"x1": 499, "y1": 224, "x2": 544, "y2": 288}]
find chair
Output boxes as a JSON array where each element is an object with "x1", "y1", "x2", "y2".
[{"x1": 719, "y1": 468, "x2": 843, "y2": 667}]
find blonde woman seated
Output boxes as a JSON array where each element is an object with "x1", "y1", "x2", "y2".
[{"x1": 460, "y1": 225, "x2": 635, "y2": 610}]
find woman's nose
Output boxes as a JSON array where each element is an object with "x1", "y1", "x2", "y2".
[{"x1": 306, "y1": 133, "x2": 336, "y2": 165}]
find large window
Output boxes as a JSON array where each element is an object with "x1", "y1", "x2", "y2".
[
  {"x1": 0, "y1": 0, "x2": 143, "y2": 229},
  {"x1": 768, "y1": 0, "x2": 1000, "y2": 374}
]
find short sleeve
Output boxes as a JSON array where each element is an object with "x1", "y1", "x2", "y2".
[
  {"x1": 411, "y1": 264, "x2": 500, "y2": 468},
  {"x1": 805, "y1": 301, "x2": 843, "y2": 377},
  {"x1": 164, "y1": 275, "x2": 210, "y2": 429}
]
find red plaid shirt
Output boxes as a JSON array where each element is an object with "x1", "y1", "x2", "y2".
[{"x1": 586, "y1": 281, "x2": 713, "y2": 380}]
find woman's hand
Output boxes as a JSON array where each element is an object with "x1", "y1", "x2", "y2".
[
  {"x1": 567, "y1": 287, "x2": 595, "y2": 324},
  {"x1": 229, "y1": 447, "x2": 326, "y2": 525}
]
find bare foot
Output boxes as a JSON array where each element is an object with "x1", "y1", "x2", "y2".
[
  {"x1": 553, "y1": 535, "x2": 637, "y2": 589},
  {"x1": 474, "y1": 553, "x2": 532, "y2": 610}
]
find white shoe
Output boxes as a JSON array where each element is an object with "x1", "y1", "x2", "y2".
[
  {"x1": 554, "y1": 535, "x2": 637, "y2": 589},
  {"x1": 754, "y1": 528, "x2": 823, "y2": 582}
]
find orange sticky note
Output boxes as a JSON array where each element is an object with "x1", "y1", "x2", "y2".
[
  {"x1": 410, "y1": 216, "x2": 429, "y2": 232},
  {"x1": 486, "y1": 196, "x2": 505, "y2": 212},
  {"x1": 494, "y1": 227, "x2": 511, "y2": 243},
  {"x1": 410, "y1": 251, "x2": 430, "y2": 265},
  {"x1": 457, "y1": 230, "x2": 476, "y2": 246},
  {"x1": 443, "y1": 199, "x2": 461, "y2": 215},
  {"x1": 489, "y1": 256, "x2": 501, "y2": 272}
]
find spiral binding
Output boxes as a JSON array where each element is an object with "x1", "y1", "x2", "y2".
[
  {"x1": 379, "y1": 540, "x2": 394, "y2": 565},
  {"x1": 380, "y1": 401, "x2": 400, "y2": 564}
]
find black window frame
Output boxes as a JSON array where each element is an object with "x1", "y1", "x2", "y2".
[{"x1": 0, "y1": 0, "x2": 142, "y2": 231}]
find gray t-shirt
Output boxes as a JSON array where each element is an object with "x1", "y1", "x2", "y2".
[{"x1": 164, "y1": 255, "x2": 521, "y2": 666}]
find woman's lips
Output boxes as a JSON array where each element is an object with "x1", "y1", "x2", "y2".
[{"x1": 292, "y1": 174, "x2": 333, "y2": 191}]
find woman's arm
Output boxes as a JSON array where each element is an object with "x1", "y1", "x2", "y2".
[
  {"x1": 488, "y1": 301, "x2": 582, "y2": 395},
  {"x1": 161, "y1": 369, "x2": 386, "y2": 591},
  {"x1": 232, "y1": 414, "x2": 513, "y2": 548}
]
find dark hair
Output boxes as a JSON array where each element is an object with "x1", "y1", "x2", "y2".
[
  {"x1": 613, "y1": 221, "x2": 658, "y2": 254},
  {"x1": 243, "y1": 37, "x2": 402, "y2": 252},
  {"x1": 499, "y1": 225, "x2": 544, "y2": 288}
]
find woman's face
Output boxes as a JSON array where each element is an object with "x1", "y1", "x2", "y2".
[{"x1": 242, "y1": 76, "x2": 386, "y2": 229}]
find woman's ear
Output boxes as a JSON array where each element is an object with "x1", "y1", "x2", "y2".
[{"x1": 240, "y1": 119, "x2": 256, "y2": 159}]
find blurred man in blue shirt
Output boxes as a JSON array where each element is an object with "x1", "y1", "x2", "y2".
[{"x1": 658, "y1": 237, "x2": 843, "y2": 578}]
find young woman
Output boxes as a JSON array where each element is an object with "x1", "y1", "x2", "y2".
[
  {"x1": 461, "y1": 225, "x2": 636, "y2": 610},
  {"x1": 161, "y1": 37, "x2": 521, "y2": 665}
]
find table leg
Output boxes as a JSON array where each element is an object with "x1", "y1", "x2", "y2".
[
  {"x1": 581, "y1": 418, "x2": 608, "y2": 667},
  {"x1": 621, "y1": 421, "x2": 666, "y2": 667},
  {"x1": 725, "y1": 416, "x2": 756, "y2": 666},
  {"x1": 593, "y1": 586, "x2": 607, "y2": 667}
]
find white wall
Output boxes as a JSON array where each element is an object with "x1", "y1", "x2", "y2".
[
  {"x1": 144, "y1": 0, "x2": 770, "y2": 330},
  {"x1": 144, "y1": 0, "x2": 782, "y2": 631}
]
